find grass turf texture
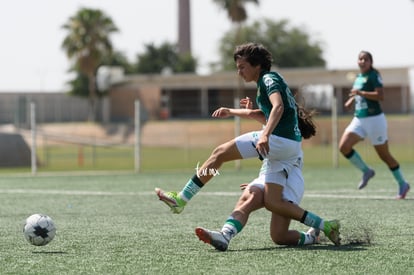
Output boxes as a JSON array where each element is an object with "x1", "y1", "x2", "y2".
[
  {"x1": 0, "y1": 165, "x2": 413, "y2": 274},
  {"x1": 1, "y1": 141, "x2": 413, "y2": 174}
]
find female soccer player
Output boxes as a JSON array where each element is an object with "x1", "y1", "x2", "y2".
[
  {"x1": 195, "y1": 97, "x2": 320, "y2": 251},
  {"x1": 155, "y1": 42, "x2": 340, "y2": 246},
  {"x1": 339, "y1": 51, "x2": 410, "y2": 199}
]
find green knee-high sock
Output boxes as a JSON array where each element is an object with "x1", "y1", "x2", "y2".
[
  {"x1": 390, "y1": 165, "x2": 406, "y2": 187},
  {"x1": 221, "y1": 216, "x2": 243, "y2": 241},
  {"x1": 300, "y1": 211, "x2": 324, "y2": 230},
  {"x1": 346, "y1": 149, "x2": 370, "y2": 172},
  {"x1": 180, "y1": 175, "x2": 203, "y2": 202}
]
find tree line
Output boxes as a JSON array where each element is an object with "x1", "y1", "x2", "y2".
[{"x1": 61, "y1": 1, "x2": 326, "y2": 121}]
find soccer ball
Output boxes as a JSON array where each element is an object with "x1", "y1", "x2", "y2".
[{"x1": 23, "y1": 214, "x2": 56, "y2": 246}]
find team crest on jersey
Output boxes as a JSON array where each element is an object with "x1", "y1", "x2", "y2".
[{"x1": 263, "y1": 75, "x2": 274, "y2": 87}]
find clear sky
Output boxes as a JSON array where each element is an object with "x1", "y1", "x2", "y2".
[{"x1": 1, "y1": 0, "x2": 414, "y2": 92}]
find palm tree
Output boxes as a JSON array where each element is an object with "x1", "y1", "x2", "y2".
[
  {"x1": 212, "y1": 0, "x2": 259, "y2": 24},
  {"x1": 213, "y1": 0, "x2": 259, "y2": 53},
  {"x1": 61, "y1": 8, "x2": 118, "y2": 121}
]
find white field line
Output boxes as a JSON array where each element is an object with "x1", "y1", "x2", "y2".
[
  {"x1": 0, "y1": 189, "x2": 138, "y2": 196},
  {"x1": 0, "y1": 189, "x2": 405, "y2": 200}
]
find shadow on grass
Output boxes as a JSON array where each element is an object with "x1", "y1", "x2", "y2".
[
  {"x1": 294, "y1": 242, "x2": 370, "y2": 252},
  {"x1": 32, "y1": 251, "x2": 68, "y2": 254},
  {"x1": 221, "y1": 242, "x2": 370, "y2": 253}
]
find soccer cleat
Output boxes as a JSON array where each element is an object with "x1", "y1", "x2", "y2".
[
  {"x1": 323, "y1": 220, "x2": 341, "y2": 246},
  {"x1": 195, "y1": 227, "x2": 229, "y2": 251},
  {"x1": 396, "y1": 182, "x2": 410, "y2": 199},
  {"x1": 358, "y1": 169, "x2": 375, "y2": 189},
  {"x1": 306, "y1": 227, "x2": 320, "y2": 244},
  {"x1": 155, "y1": 188, "x2": 186, "y2": 214}
]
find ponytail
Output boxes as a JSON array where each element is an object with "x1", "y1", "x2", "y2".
[{"x1": 296, "y1": 104, "x2": 317, "y2": 139}]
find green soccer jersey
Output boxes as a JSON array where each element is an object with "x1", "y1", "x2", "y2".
[
  {"x1": 352, "y1": 69, "x2": 383, "y2": 118},
  {"x1": 256, "y1": 70, "x2": 302, "y2": 141}
]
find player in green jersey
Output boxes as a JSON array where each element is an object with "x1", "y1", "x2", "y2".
[
  {"x1": 155, "y1": 42, "x2": 340, "y2": 247},
  {"x1": 193, "y1": 98, "x2": 320, "y2": 251},
  {"x1": 339, "y1": 51, "x2": 410, "y2": 199}
]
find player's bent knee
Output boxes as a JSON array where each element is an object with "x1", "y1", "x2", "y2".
[{"x1": 270, "y1": 233, "x2": 288, "y2": 245}]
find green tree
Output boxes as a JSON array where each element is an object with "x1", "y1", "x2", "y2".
[
  {"x1": 218, "y1": 18, "x2": 326, "y2": 71},
  {"x1": 101, "y1": 51, "x2": 135, "y2": 74},
  {"x1": 67, "y1": 51, "x2": 134, "y2": 97},
  {"x1": 66, "y1": 70, "x2": 89, "y2": 98},
  {"x1": 212, "y1": 0, "x2": 259, "y2": 49},
  {"x1": 135, "y1": 42, "x2": 196, "y2": 74},
  {"x1": 61, "y1": 8, "x2": 118, "y2": 121},
  {"x1": 212, "y1": 0, "x2": 259, "y2": 23}
]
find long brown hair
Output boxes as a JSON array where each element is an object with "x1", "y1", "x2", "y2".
[
  {"x1": 296, "y1": 104, "x2": 317, "y2": 139},
  {"x1": 233, "y1": 43, "x2": 273, "y2": 71}
]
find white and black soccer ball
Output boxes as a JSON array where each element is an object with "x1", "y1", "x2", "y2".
[{"x1": 23, "y1": 214, "x2": 56, "y2": 246}]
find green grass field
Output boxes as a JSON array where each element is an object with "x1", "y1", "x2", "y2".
[
  {"x1": 0, "y1": 165, "x2": 413, "y2": 274},
  {"x1": 1, "y1": 140, "x2": 413, "y2": 174}
]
